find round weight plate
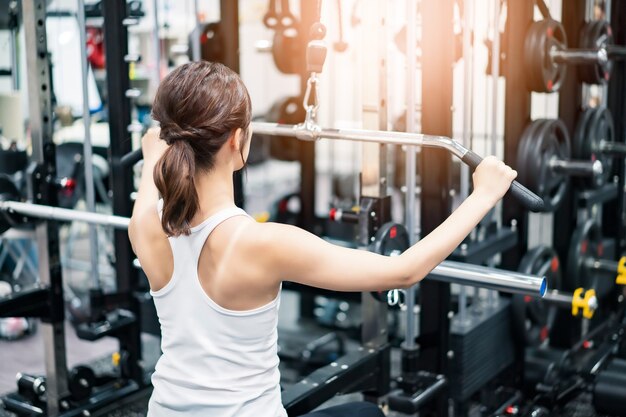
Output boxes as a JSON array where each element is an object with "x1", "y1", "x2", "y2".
[
  {"x1": 517, "y1": 118, "x2": 555, "y2": 194},
  {"x1": 516, "y1": 119, "x2": 544, "y2": 188},
  {"x1": 518, "y1": 119, "x2": 571, "y2": 211},
  {"x1": 266, "y1": 96, "x2": 305, "y2": 161},
  {"x1": 67, "y1": 365, "x2": 96, "y2": 401},
  {"x1": 369, "y1": 223, "x2": 410, "y2": 304},
  {"x1": 513, "y1": 246, "x2": 562, "y2": 347},
  {"x1": 585, "y1": 107, "x2": 614, "y2": 187},
  {"x1": 524, "y1": 19, "x2": 568, "y2": 92},
  {"x1": 566, "y1": 219, "x2": 613, "y2": 298},
  {"x1": 272, "y1": 26, "x2": 301, "y2": 74},
  {"x1": 572, "y1": 107, "x2": 596, "y2": 185},
  {"x1": 370, "y1": 222, "x2": 410, "y2": 256},
  {"x1": 579, "y1": 20, "x2": 613, "y2": 85}
]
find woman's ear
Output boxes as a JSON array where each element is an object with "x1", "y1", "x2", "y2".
[{"x1": 230, "y1": 128, "x2": 243, "y2": 152}]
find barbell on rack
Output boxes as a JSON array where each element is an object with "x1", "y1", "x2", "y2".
[
  {"x1": 524, "y1": 19, "x2": 626, "y2": 92},
  {"x1": 567, "y1": 219, "x2": 626, "y2": 296},
  {"x1": 511, "y1": 246, "x2": 598, "y2": 348},
  {"x1": 517, "y1": 118, "x2": 603, "y2": 211},
  {"x1": 573, "y1": 106, "x2": 626, "y2": 189},
  {"x1": 0, "y1": 198, "x2": 129, "y2": 235}
]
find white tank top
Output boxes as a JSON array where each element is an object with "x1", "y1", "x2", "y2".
[{"x1": 147, "y1": 202, "x2": 286, "y2": 417}]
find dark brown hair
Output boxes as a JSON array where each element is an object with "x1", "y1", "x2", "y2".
[{"x1": 152, "y1": 61, "x2": 251, "y2": 236}]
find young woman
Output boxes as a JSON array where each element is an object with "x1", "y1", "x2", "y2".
[{"x1": 128, "y1": 61, "x2": 517, "y2": 417}]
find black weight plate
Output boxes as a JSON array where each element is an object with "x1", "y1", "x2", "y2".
[
  {"x1": 265, "y1": 96, "x2": 305, "y2": 161},
  {"x1": 579, "y1": 20, "x2": 613, "y2": 85},
  {"x1": 566, "y1": 219, "x2": 613, "y2": 298},
  {"x1": 543, "y1": 20, "x2": 568, "y2": 92},
  {"x1": 524, "y1": 20, "x2": 542, "y2": 92},
  {"x1": 524, "y1": 19, "x2": 567, "y2": 92},
  {"x1": 572, "y1": 107, "x2": 596, "y2": 167},
  {"x1": 369, "y1": 223, "x2": 410, "y2": 304},
  {"x1": 539, "y1": 119, "x2": 571, "y2": 211},
  {"x1": 577, "y1": 20, "x2": 596, "y2": 83},
  {"x1": 370, "y1": 222, "x2": 410, "y2": 256},
  {"x1": 518, "y1": 119, "x2": 571, "y2": 211},
  {"x1": 67, "y1": 365, "x2": 96, "y2": 401},
  {"x1": 517, "y1": 119, "x2": 546, "y2": 189},
  {"x1": 578, "y1": 20, "x2": 602, "y2": 84},
  {"x1": 573, "y1": 107, "x2": 605, "y2": 189},
  {"x1": 513, "y1": 246, "x2": 562, "y2": 347},
  {"x1": 585, "y1": 106, "x2": 614, "y2": 187}
]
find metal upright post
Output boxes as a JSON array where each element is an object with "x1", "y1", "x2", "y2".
[
  {"x1": 501, "y1": 0, "x2": 534, "y2": 270},
  {"x1": 420, "y1": 1, "x2": 454, "y2": 415},
  {"x1": 9, "y1": 2, "x2": 19, "y2": 90},
  {"x1": 359, "y1": 0, "x2": 390, "y2": 400},
  {"x1": 552, "y1": 0, "x2": 587, "y2": 348},
  {"x1": 77, "y1": 0, "x2": 101, "y2": 290},
  {"x1": 102, "y1": 0, "x2": 143, "y2": 383},
  {"x1": 359, "y1": 0, "x2": 388, "y2": 346},
  {"x1": 403, "y1": 0, "x2": 418, "y2": 357},
  {"x1": 191, "y1": 0, "x2": 201, "y2": 61},
  {"x1": 22, "y1": 0, "x2": 69, "y2": 414},
  {"x1": 458, "y1": 0, "x2": 475, "y2": 324},
  {"x1": 152, "y1": 0, "x2": 161, "y2": 82},
  {"x1": 297, "y1": 0, "x2": 318, "y2": 233},
  {"x1": 296, "y1": 0, "x2": 320, "y2": 319}
]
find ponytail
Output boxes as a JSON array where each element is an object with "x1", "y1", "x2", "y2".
[
  {"x1": 150, "y1": 61, "x2": 252, "y2": 236},
  {"x1": 153, "y1": 140, "x2": 199, "y2": 236}
]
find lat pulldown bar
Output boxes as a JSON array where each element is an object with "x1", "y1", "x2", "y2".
[
  {"x1": 252, "y1": 122, "x2": 544, "y2": 211},
  {"x1": 121, "y1": 122, "x2": 545, "y2": 212}
]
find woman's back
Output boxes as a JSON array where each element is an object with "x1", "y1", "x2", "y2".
[
  {"x1": 146, "y1": 202, "x2": 286, "y2": 417},
  {"x1": 129, "y1": 61, "x2": 514, "y2": 417}
]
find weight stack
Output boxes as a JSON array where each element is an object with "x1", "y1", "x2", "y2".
[{"x1": 449, "y1": 298, "x2": 515, "y2": 401}]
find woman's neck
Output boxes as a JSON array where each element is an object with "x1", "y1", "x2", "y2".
[{"x1": 192, "y1": 167, "x2": 237, "y2": 225}]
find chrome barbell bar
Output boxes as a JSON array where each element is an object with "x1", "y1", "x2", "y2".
[
  {"x1": 0, "y1": 200, "x2": 130, "y2": 230},
  {"x1": 1, "y1": 200, "x2": 546, "y2": 296}
]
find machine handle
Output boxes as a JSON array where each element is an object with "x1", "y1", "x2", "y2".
[
  {"x1": 120, "y1": 148, "x2": 143, "y2": 167},
  {"x1": 461, "y1": 149, "x2": 545, "y2": 212}
]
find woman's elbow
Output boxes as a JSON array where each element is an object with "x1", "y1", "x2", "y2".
[{"x1": 389, "y1": 257, "x2": 416, "y2": 289}]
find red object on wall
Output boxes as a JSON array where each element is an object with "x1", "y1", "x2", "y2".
[{"x1": 87, "y1": 26, "x2": 105, "y2": 69}]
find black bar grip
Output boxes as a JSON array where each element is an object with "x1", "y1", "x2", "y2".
[
  {"x1": 461, "y1": 150, "x2": 545, "y2": 212},
  {"x1": 120, "y1": 149, "x2": 143, "y2": 167}
]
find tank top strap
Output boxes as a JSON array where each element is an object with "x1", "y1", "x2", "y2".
[
  {"x1": 156, "y1": 200, "x2": 250, "y2": 255},
  {"x1": 188, "y1": 206, "x2": 250, "y2": 256}
]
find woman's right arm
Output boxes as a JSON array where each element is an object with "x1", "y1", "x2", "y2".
[{"x1": 260, "y1": 156, "x2": 516, "y2": 292}]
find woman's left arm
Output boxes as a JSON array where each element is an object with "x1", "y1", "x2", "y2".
[{"x1": 131, "y1": 128, "x2": 167, "y2": 217}]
